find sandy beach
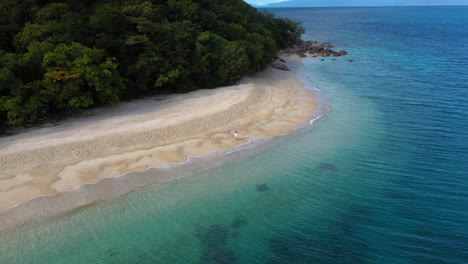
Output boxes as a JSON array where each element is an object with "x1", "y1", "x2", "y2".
[{"x1": 0, "y1": 66, "x2": 316, "y2": 212}]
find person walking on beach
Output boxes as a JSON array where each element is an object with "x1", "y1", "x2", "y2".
[{"x1": 234, "y1": 130, "x2": 239, "y2": 140}]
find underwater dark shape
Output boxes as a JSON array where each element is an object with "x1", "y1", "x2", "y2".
[
  {"x1": 195, "y1": 224, "x2": 237, "y2": 264},
  {"x1": 267, "y1": 236, "x2": 299, "y2": 264},
  {"x1": 264, "y1": 206, "x2": 374, "y2": 263},
  {"x1": 315, "y1": 163, "x2": 339, "y2": 174},
  {"x1": 195, "y1": 224, "x2": 230, "y2": 248},
  {"x1": 268, "y1": 237, "x2": 293, "y2": 257},
  {"x1": 230, "y1": 230, "x2": 239, "y2": 239},
  {"x1": 256, "y1": 184, "x2": 270, "y2": 192},
  {"x1": 201, "y1": 248, "x2": 236, "y2": 264},
  {"x1": 106, "y1": 249, "x2": 118, "y2": 257},
  {"x1": 231, "y1": 217, "x2": 247, "y2": 229}
]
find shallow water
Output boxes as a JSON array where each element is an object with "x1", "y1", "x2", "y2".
[{"x1": 1, "y1": 6, "x2": 468, "y2": 264}]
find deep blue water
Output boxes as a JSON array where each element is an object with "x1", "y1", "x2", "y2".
[
  {"x1": 0, "y1": 6, "x2": 467, "y2": 264},
  {"x1": 275, "y1": 6, "x2": 468, "y2": 263}
]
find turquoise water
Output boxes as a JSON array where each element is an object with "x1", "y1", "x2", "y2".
[{"x1": 1, "y1": 6, "x2": 468, "y2": 264}]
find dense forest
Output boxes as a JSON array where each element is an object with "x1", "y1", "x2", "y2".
[{"x1": 0, "y1": 0, "x2": 304, "y2": 129}]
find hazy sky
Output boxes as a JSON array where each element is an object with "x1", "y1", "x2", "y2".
[
  {"x1": 248, "y1": 0, "x2": 286, "y2": 5},
  {"x1": 246, "y1": 0, "x2": 468, "y2": 6}
]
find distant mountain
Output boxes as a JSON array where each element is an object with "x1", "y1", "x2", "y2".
[{"x1": 264, "y1": 0, "x2": 468, "y2": 7}]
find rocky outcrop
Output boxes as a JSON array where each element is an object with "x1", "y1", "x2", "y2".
[
  {"x1": 338, "y1": 50, "x2": 348, "y2": 56},
  {"x1": 281, "y1": 40, "x2": 349, "y2": 59}
]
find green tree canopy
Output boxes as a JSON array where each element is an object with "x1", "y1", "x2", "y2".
[{"x1": 0, "y1": 0, "x2": 304, "y2": 128}]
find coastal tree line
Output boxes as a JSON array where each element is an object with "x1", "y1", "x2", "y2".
[{"x1": 0, "y1": 0, "x2": 304, "y2": 130}]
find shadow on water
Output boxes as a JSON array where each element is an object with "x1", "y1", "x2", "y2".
[
  {"x1": 194, "y1": 217, "x2": 248, "y2": 264},
  {"x1": 266, "y1": 207, "x2": 374, "y2": 264}
]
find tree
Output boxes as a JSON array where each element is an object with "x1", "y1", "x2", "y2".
[
  {"x1": 193, "y1": 32, "x2": 249, "y2": 88},
  {"x1": 0, "y1": 0, "x2": 37, "y2": 51},
  {"x1": 42, "y1": 42, "x2": 123, "y2": 108},
  {"x1": 0, "y1": 51, "x2": 46, "y2": 125},
  {"x1": 0, "y1": 0, "x2": 306, "y2": 129}
]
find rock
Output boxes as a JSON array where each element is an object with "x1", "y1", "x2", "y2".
[
  {"x1": 308, "y1": 44, "x2": 324, "y2": 53},
  {"x1": 279, "y1": 58, "x2": 286, "y2": 63},
  {"x1": 271, "y1": 62, "x2": 290, "y2": 71},
  {"x1": 338, "y1": 50, "x2": 348, "y2": 56},
  {"x1": 320, "y1": 59, "x2": 325, "y2": 61},
  {"x1": 348, "y1": 59, "x2": 354, "y2": 62},
  {"x1": 280, "y1": 40, "x2": 346, "y2": 61}
]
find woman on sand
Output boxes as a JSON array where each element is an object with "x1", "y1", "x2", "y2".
[{"x1": 234, "y1": 130, "x2": 239, "y2": 140}]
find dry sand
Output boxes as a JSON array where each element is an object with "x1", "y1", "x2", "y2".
[{"x1": 0, "y1": 67, "x2": 316, "y2": 211}]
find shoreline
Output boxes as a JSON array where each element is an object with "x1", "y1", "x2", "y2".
[{"x1": 0, "y1": 59, "x2": 323, "y2": 218}]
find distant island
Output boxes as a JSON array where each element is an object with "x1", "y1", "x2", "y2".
[
  {"x1": 259, "y1": 0, "x2": 468, "y2": 7},
  {"x1": 0, "y1": 0, "x2": 304, "y2": 131}
]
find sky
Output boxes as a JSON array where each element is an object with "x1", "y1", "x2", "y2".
[
  {"x1": 246, "y1": 0, "x2": 468, "y2": 6},
  {"x1": 248, "y1": 0, "x2": 287, "y2": 5}
]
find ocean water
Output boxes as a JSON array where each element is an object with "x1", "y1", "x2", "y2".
[{"x1": 1, "y1": 6, "x2": 468, "y2": 264}]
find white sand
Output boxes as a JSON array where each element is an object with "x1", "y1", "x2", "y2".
[{"x1": 0, "y1": 67, "x2": 316, "y2": 211}]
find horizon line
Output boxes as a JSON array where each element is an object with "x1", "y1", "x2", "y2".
[{"x1": 257, "y1": 4, "x2": 468, "y2": 8}]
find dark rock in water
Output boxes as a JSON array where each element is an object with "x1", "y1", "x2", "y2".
[
  {"x1": 309, "y1": 43, "x2": 325, "y2": 53},
  {"x1": 232, "y1": 217, "x2": 247, "y2": 229},
  {"x1": 348, "y1": 59, "x2": 354, "y2": 62},
  {"x1": 280, "y1": 40, "x2": 347, "y2": 64},
  {"x1": 256, "y1": 184, "x2": 270, "y2": 192},
  {"x1": 320, "y1": 59, "x2": 325, "y2": 61},
  {"x1": 315, "y1": 163, "x2": 339, "y2": 174},
  {"x1": 279, "y1": 58, "x2": 286, "y2": 63},
  {"x1": 338, "y1": 50, "x2": 348, "y2": 56},
  {"x1": 271, "y1": 62, "x2": 290, "y2": 71}
]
